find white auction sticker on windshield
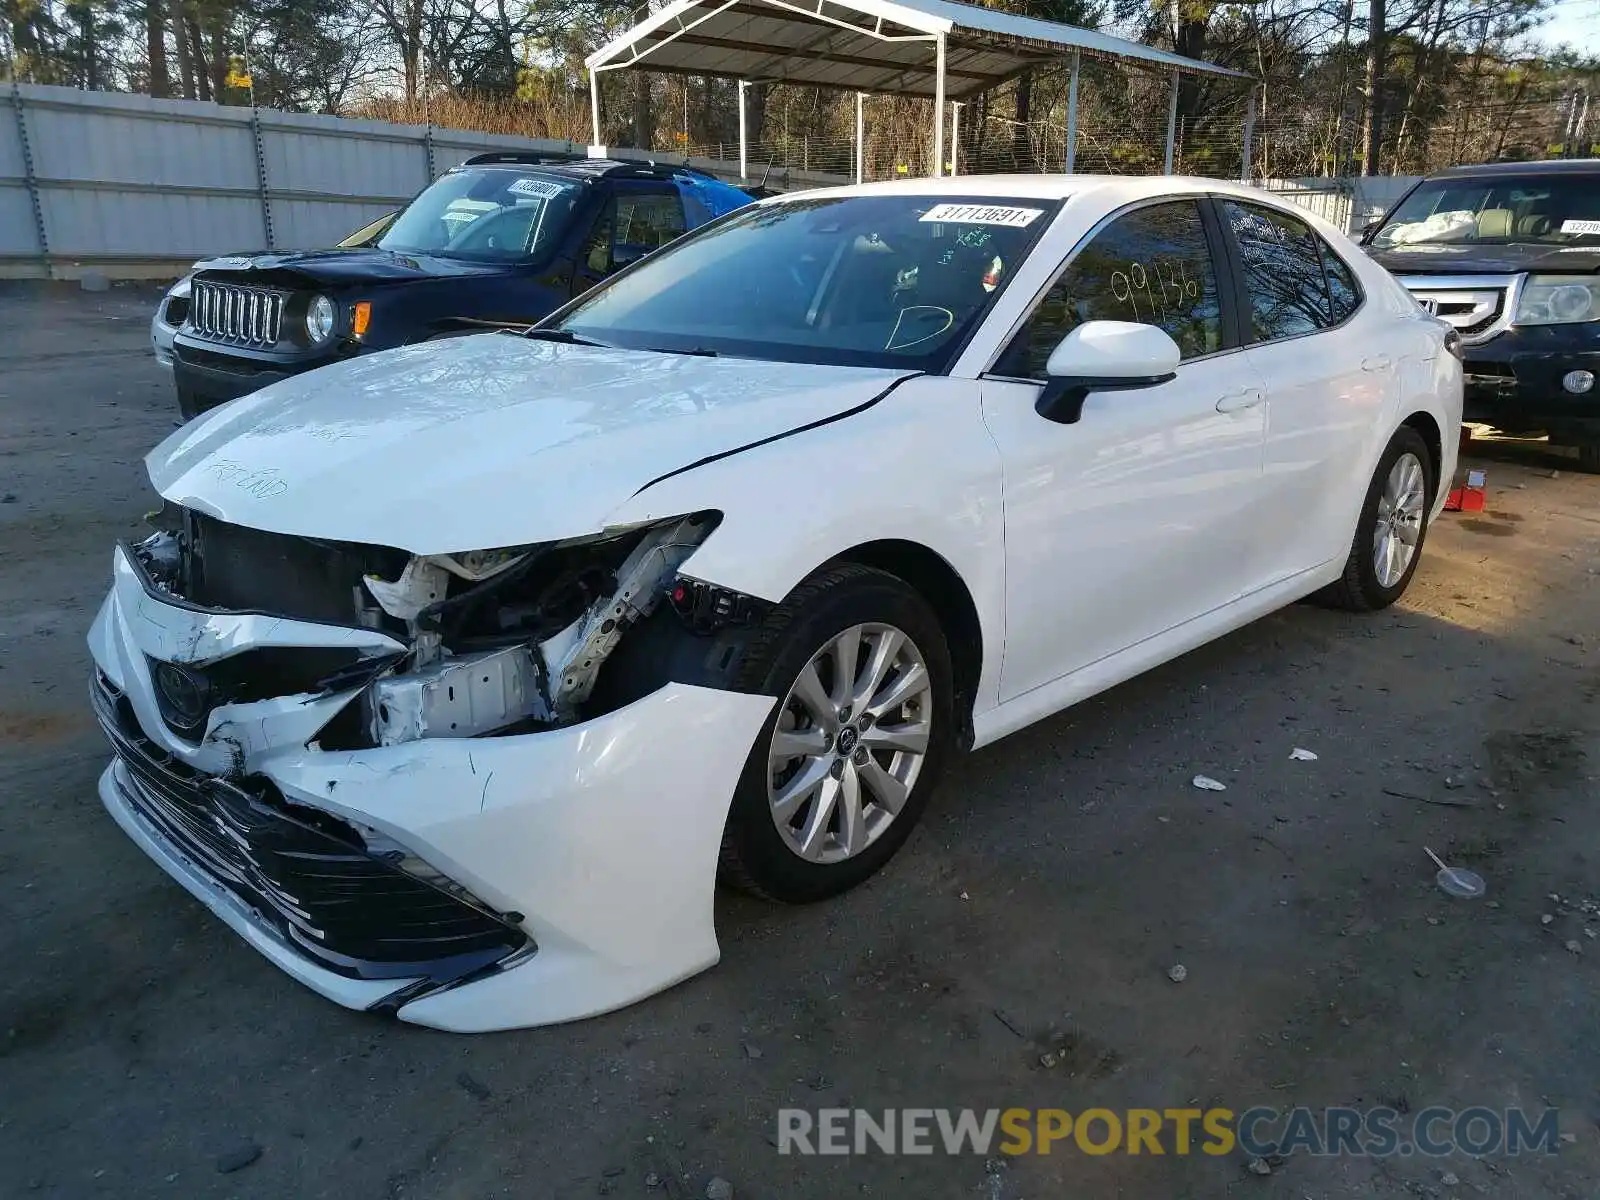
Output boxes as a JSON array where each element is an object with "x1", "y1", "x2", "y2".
[
  {"x1": 507, "y1": 177, "x2": 565, "y2": 199},
  {"x1": 1560, "y1": 218, "x2": 1600, "y2": 235},
  {"x1": 920, "y1": 203, "x2": 1044, "y2": 228}
]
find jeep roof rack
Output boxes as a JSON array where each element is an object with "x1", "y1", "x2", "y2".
[
  {"x1": 460, "y1": 151, "x2": 728, "y2": 185},
  {"x1": 463, "y1": 151, "x2": 585, "y2": 167}
]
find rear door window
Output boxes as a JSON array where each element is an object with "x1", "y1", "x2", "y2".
[{"x1": 1221, "y1": 200, "x2": 1334, "y2": 342}]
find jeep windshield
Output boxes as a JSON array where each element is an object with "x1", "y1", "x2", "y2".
[
  {"x1": 378, "y1": 168, "x2": 585, "y2": 263},
  {"x1": 1371, "y1": 174, "x2": 1600, "y2": 250},
  {"x1": 553, "y1": 193, "x2": 1060, "y2": 371}
]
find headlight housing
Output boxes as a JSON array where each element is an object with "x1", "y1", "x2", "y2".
[
  {"x1": 433, "y1": 546, "x2": 536, "y2": 582},
  {"x1": 1514, "y1": 276, "x2": 1600, "y2": 326},
  {"x1": 167, "y1": 275, "x2": 192, "y2": 300},
  {"x1": 306, "y1": 293, "x2": 336, "y2": 343}
]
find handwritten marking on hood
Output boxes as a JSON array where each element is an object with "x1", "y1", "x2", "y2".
[{"x1": 206, "y1": 459, "x2": 289, "y2": 499}]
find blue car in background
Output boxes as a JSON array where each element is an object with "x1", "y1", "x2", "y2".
[{"x1": 161, "y1": 154, "x2": 754, "y2": 418}]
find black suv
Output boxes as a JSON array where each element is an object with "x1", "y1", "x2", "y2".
[
  {"x1": 1362, "y1": 159, "x2": 1600, "y2": 468},
  {"x1": 166, "y1": 155, "x2": 753, "y2": 419}
]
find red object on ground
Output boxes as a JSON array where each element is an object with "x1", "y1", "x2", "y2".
[{"x1": 1444, "y1": 468, "x2": 1487, "y2": 513}]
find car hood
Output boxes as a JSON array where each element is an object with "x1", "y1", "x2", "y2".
[
  {"x1": 192, "y1": 246, "x2": 517, "y2": 287},
  {"x1": 1369, "y1": 241, "x2": 1600, "y2": 276},
  {"x1": 147, "y1": 335, "x2": 912, "y2": 555}
]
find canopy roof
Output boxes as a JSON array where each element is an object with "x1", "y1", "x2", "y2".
[{"x1": 586, "y1": 0, "x2": 1251, "y2": 100}]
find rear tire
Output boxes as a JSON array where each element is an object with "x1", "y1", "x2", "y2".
[
  {"x1": 1576, "y1": 444, "x2": 1600, "y2": 475},
  {"x1": 718, "y1": 564, "x2": 953, "y2": 903},
  {"x1": 1317, "y1": 426, "x2": 1435, "y2": 612}
]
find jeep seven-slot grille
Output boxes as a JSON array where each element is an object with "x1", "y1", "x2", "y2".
[
  {"x1": 189, "y1": 282, "x2": 286, "y2": 347},
  {"x1": 92, "y1": 672, "x2": 530, "y2": 983}
]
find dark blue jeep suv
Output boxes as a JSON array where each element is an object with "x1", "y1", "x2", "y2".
[{"x1": 163, "y1": 154, "x2": 753, "y2": 418}]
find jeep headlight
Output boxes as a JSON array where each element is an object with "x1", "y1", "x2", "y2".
[
  {"x1": 306, "y1": 293, "x2": 336, "y2": 343},
  {"x1": 1514, "y1": 276, "x2": 1600, "y2": 326}
]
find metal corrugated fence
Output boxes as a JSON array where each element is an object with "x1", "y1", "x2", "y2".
[
  {"x1": 1, "y1": 82, "x2": 1422, "y2": 278},
  {"x1": 0, "y1": 82, "x2": 848, "y2": 279}
]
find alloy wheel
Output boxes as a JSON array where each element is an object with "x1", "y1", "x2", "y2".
[
  {"x1": 767, "y1": 623, "x2": 932, "y2": 864},
  {"x1": 1374, "y1": 451, "x2": 1426, "y2": 589}
]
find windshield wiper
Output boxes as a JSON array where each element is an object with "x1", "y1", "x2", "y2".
[
  {"x1": 523, "y1": 327, "x2": 612, "y2": 348},
  {"x1": 647, "y1": 345, "x2": 720, "y2": 357}
]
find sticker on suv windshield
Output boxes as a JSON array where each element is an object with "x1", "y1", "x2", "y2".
[
  {"x1": 507, "y1": 177, "x2": 565, "y2": 199},
  {"x1": 920, "y1": 203, "x2": 1044, "y2": 227},
  {"x1": 1560, "y1": 219, "x2": 1600, "y2": 235}
]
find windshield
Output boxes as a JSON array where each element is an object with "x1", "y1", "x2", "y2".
[
  {"x1": 1372, "y1": 174, "x2": 1600, "y2": 249},
  {"x1": 378, "y1": 168, "x2": 585, "y2": 262},
  {"x1": 555, "y1": 193, "x2": 1060, "y2": 370}
]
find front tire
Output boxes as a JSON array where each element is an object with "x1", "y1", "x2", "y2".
[
  {"x1": 719, "y1": 564, "x2": 954, "y2": 903},
  {"x1": 1318, "y1": 426, "x2": 1435, "y2": 612}
]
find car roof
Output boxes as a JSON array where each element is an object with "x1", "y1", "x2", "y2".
[
  {"x1": 453, "y1": 153, "x2": 734, "y2": 187},
  {"x1": 766, "y1": 173, "x2": 1326, "y2": 212},
  {"x1": 1427, "y1": 158, "x2": 1600, "y2": 179}
]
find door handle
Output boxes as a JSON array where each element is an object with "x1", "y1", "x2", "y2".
[
  {"x1": 1215, "y1": 388, "x2": 1265, "y2": 414},
  {"x1": 1362, "y1": 354, "x2": 1393, "y2": 372}
]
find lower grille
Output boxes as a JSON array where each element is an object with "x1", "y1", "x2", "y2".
[
  {"x1": 187, "y1": 512, "x2": 407, "y2": 627},
  {"x1": 190, "y1": 281, "x2": 286, "y2": 347},
  {"x1": 93, "y1": 672, "x2": 529, "y2": 982}
]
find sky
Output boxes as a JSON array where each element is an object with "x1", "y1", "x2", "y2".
[{"x1": 1530, "y1": 0, "x2": 1600, "y2": 55}]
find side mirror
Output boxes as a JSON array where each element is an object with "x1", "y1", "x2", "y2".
[{"x1": 1035, "y1": 321, "x2": 1180, "y2": 424}]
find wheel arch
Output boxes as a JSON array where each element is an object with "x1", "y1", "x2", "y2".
[
  {"x1": 1399, "y1": 409, "x2": 1444, "y2": 500},
  {"x1": 823, "y1": 538, "x2": 982, "y2": 750}
]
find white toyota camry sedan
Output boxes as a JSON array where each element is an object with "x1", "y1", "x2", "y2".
[{"x1": 90, "y1": 175, "x2": 1462, "y2": 1031}]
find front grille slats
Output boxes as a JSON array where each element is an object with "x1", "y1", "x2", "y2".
[
  {"x1": 93, "y1": 674, "x2": 529, "y2": 982},
  {"x1": 189, "y1": 281, "x2": 287, "y2": 347}
]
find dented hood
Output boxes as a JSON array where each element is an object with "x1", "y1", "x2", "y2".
[{"x1": 146, "y1": 334, "x2": 910, "y2": 555}]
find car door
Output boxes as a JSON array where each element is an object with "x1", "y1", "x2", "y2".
[
  {"x1": 570, "y1": 183, "x2": 688, "y2": 296},
  {"x1": 979, "y1": 198, "x2": 1270, "y2": 703},
  {"x1": 1218, "y1": 199, "x2": 1392, "y2": 580}
]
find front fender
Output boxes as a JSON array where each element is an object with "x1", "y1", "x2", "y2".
[{"x1": 603, "y1": 376, "x2": 1009, "y2": 714}]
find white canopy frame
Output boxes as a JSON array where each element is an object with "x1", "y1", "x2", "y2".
[{"x1": 586, "y1": 0, "x2": 1253, "y2": 182}]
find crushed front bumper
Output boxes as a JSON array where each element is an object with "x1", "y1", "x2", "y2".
[{"x1": 88, "y1": 543, "x2": 774, "y2": 1031}]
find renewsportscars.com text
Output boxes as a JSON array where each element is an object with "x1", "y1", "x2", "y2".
[{"x1": 776, "y1": 1106, "x2": 1562, "y2": 1158}]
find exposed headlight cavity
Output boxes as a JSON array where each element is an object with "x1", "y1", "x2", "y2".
[
  {"x1": 306, "y1": 294, "x2": 336, "y2": 343},
  {"x1": 1514, "y1": 276, "x2": 1600, "y2": 326}
]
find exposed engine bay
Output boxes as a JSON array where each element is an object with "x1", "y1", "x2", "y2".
[{"x1": 129, "y1": 509, "x2": 747, "y2": 754}]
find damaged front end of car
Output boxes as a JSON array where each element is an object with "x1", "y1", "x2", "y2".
[
  {"x1": 90, "y1": 508, "x2": 779, "y2": 1030},
  {"x1": 137, "y1": 507, "x2": 724, "y2": 741}
]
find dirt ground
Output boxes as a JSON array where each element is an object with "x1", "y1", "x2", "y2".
[{"x1": 0, "y1": 281, "x2": 1596, "y2": 1200}]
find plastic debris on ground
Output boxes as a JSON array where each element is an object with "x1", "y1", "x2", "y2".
[
  {"x1": 1424, "y1": 846, "x2": 1485, "y2": 899},
  {"x1": 1290, "y1": 747, "x2": 1318, "y2": 761},
  {"x1": 1192, "y1": 775, "x2": 1227, "y2": 791}
]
